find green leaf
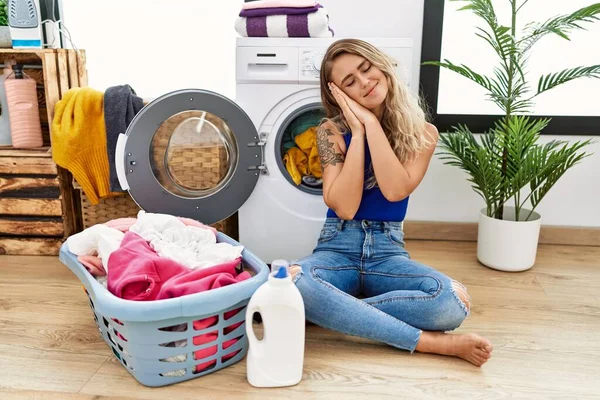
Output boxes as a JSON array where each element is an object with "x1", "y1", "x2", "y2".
[
  {"x1": 519, "y1": 4, "x2": 600, "y2": 54},
  {"x1": 423, "y1": 59, "x2": 495, "y2": 92},
  {"x1": 437, "y1": 125, "x2": 504, "y2": 216},
  {"x1": 536, "y1": 65, "x2": 600, "y2": 96},
  {"x1": 526, "y1": 139, "x2": 594, "y2": 218}
]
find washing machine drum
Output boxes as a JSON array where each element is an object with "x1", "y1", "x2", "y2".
[{"x1": 115, "y1": 89, "x2": 260, "y2": 225}]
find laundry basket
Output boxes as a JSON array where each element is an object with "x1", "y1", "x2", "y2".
[{"x1": 59, "y1": 232, "x2": 269, "y2": 387}]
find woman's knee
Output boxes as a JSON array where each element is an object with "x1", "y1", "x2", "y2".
[
  {"x1": 289, "y1": 264, "x2": 303, "y2": 280},
  {"x1": 426, "y1": 279, "x2": 471, "y2": 331},
  {"x1": 451, "y1": 280, "x2": 471, "y2": 313}
]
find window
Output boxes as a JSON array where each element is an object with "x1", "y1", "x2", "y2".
[{"x1": 419, "y1": 0, "x2": 600, "y2": 135}]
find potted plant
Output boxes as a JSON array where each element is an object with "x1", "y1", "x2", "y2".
[
  {"x1": 0, "y1": 0, "x2": 10, "y2": 48},
  {"x1": 423, "y1": 0, "x2": 600, "y2": 272}
]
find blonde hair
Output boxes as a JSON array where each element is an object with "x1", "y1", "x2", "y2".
[{"x1": 319, "y1": 39, "x2": 431, "y2": 189}]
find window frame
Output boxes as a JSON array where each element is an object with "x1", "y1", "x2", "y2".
[{"x1": 418, "y1": 0, "x2": 600, "y2": 136}]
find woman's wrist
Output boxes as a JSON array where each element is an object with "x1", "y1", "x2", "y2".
[{"x1": 351, "y1": 127, "x2": 366, "y2": 138}]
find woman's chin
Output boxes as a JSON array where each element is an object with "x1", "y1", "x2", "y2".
[{"x1": 365, "y1": 97, "x2": 386, "y2": 111}]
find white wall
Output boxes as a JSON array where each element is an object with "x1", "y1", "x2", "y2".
[
  {"x1": 60, "y1": 0, "x2": 241, "y2": 101},
  {"x1": 60, "y1": 0, "x2": 599, "y2": 228}
]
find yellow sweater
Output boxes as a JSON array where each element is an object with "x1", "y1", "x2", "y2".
[{"x1": 51, "y1": 87, "x2": 116, "y2": 205}]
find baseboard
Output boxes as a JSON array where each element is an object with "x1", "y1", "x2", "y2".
[{"x1": 403, "y1": 221, "x2": 600, "y2": 247}]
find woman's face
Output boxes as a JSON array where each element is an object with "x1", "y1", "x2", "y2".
[{"x1": 329, "y1": 53, "x2": 388, "y2": 110}]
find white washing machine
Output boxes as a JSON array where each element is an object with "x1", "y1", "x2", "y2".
[
  {"x1": 235, "y1": 37, "x2": 414, "y2": 263},
  {"x1": 114, "y1": 37, "x2": 414, "y2": 265}
]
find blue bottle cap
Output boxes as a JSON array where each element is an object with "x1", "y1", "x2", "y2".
[{"x1": 274, "y1": 266, "x2": 288, "y2": 278}]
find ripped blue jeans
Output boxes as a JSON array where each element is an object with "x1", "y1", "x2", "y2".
[{"x1": 291, "y1": 218, "x2": 470, "y2": 353}]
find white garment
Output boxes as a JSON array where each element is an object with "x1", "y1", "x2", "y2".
[
  {"x1": 66, "y1": 224, "x2": 125, "y2": 272},
  {"x1": 129, "y1": 211, "x2": 244, "y2": 270}
]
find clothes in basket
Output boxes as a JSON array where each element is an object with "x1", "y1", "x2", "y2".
[{"x1": 61, "y1": 210, "x2": 269, "y2": 386}]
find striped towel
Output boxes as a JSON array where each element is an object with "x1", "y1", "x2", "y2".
[
  {"x1": 242, "y1": 0, "x2": 317, "y2": 10},
  {"x1": 235, "y1": 7, "x2": 334, "y2": 38},
  {"x1": 240, "y1": 5, "x2": 322, "y2": 18}
]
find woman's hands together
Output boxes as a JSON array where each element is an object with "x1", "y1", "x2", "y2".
[{"x1": 328, "y1": 82, "x2": 376, "y2": 137}]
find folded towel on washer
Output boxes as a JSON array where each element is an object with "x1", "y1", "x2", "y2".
[
  {"x1": 242, "y1": 0, "x2": 316, "y2": 10},
  {"x1": 104, "y1": 84, "x2": 145, "y2": 192},
  {"x1": 240, "y1": 4, "x2": 321, "y2": 18},
  {"x1": 235, "y1": 7, "x2": 334, "y2": 38}
]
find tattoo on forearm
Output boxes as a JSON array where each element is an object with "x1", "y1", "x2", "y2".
[{"x1": 317, "y1": 128, "x2": 345, "y2": 168}]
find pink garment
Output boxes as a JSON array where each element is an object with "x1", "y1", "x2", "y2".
[
  {"x1": 104, "y1": 217, "x2": 137, "y2": 232},
  {"x1": 104, "y1": 216, "x2": 218, "y2": 235},
  {"x1": 191, "y1": 307, "x2": 245, "y2": 372},
  {"x1": 107, "y1": 231, "x2": 250, "y2": 372},
  {"x1": 242, "y1": 0, "x2": 316, "y2": 10},
  {"x1": 78, "y1": 255, "x2": 106, "y2": 276},
  {"x1": 107, "y1": 231, "x2": 250, "y2": 301}
]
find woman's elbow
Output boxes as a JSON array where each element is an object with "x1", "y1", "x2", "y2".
[
  {"x1": 325, "y1": 199, "x2": 357, "y2": 220},
  {"x1": 335, "y1": 209, "x2": 357, "y2": 220},
  {"x1": 381, "y1": 186, "x2": 409, "y2": 202}
]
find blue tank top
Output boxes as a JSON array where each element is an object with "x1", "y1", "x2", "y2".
[{"x1": 326, "y1": 133, "x2": 409, "y2": 222}]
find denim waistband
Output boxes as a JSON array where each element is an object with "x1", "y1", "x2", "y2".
[{"x1": 324, "y1": 217, "x2": 403, "y2": 230}]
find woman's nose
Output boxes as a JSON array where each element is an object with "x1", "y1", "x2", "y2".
[{"x1": 358, "y1": 75, "x2": 370, "y2": 88}]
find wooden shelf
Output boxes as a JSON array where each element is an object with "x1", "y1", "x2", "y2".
[
  {"x1": 0, "y1": 146, "x2": 52, "y2": 157},
  {"x1": 0, "y1": 49, "x2": 87, "y2": 255}
]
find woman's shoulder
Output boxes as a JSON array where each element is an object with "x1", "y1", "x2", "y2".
[
  {"x1": 318, "y1": 119, "x2": 346, "y2": 139},
  {"x1": 425, "y1": 122, "x2": 439, "y2": 143},
  {"x1": 317, "y1": 119, "x2": 348, "y2": 150}
]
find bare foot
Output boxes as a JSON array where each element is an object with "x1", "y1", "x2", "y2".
[{"x1": 415, "y1": 332, "x2": 493, "y2": 367}]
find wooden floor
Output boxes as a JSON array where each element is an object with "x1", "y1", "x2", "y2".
[{"x1": 1, "y1": 240, "x2": 599, "y2": 399}]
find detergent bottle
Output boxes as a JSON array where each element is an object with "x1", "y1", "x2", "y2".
[
  {"x1": 270, "y1": 259, "x2": 289, "y2": 274},
  {"x1": 245, "y1": 265, "x2": 305, "y2": 387}
]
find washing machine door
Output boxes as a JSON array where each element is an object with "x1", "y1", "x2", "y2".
[{"x1": 115, "y1": 89, "x2": 261, "y2": 225}]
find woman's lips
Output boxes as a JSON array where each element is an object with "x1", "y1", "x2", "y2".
[{"x1": 364, "y1": 82, "x2": 378, "y2": 97}]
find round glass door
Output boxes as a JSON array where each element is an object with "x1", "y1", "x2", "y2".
[
  {"x1": 150, "y1": 110, "x2": 238, "y2": 199},
  {"x1": 275, "y1": 104, "x2": 326, "y2": 195},
  {"x1": 120, "y1": 89, "x2": 259, "y2": 224}
]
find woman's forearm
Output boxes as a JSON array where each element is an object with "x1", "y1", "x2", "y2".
[
  {"x1": 364, "y1": 118, "x2": 411, "y2": 201},
  {"x1": 326, "y1": 135, "x2": 365, "y2": 219}
]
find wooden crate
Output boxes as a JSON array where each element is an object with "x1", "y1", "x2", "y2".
[
  {"x1": 0, "y1": 147, "x2": 64, "y2": 255},
  {"x1": 0, "y1": 49, "x2": 87, "y2": 255}
]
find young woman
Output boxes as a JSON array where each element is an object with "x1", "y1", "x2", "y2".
[{"x1": 289, "y1": 39, "x2": 493, "y2": 367}]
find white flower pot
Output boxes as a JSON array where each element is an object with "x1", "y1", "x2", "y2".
[{"x1": 477, "y1": 207, "x2": 541, "y2": 272}]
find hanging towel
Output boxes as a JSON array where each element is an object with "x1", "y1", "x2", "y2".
[
  {"x1": 235, "y1": 7, "x2": 334, "y2": 38},
  {"x1": 103, "y1": 84, "x2": 144, "y2": 192},
  {"x1": 52, "y1": 87, "x2": 121, "y2": 205},
  {"x1": 242, "y1": 0, "x2": 316, "y2": 10},
  {"x1": 240, "y1": 4, "x2": 321, "y2": 18}
]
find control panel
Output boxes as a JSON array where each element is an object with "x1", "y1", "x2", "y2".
[{"x1": 299, "y1": 49, "x2": 325, "y2": 82}]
